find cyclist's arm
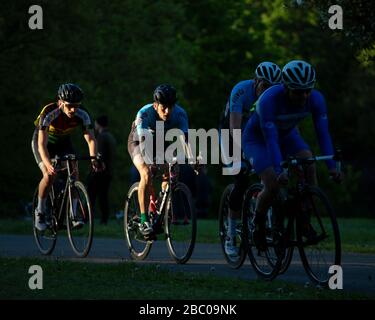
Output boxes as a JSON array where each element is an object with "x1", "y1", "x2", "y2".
[
  {"x1": 37, "y1": 129, "x2": 55, "y2": 174},
  {"x1": 311, "y1": 92, "x2": 335, "y2": 170},
  {"x1": 229, "y1": 112, "x2": 242, "y2": 137},
  {"x1": 83, "y1": 129, "x2": 98, "y2": 158},
  {"x1": 176, "y1": 108, "x2": 195, "y2": 161},
  {"x1": 229, "y1": 84, "x2": 247, "y2": 136}
]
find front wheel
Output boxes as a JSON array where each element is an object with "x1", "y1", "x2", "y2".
[
  {"x1": 124, "y1": 182, "x2": 152, "y2": 260},
  {"x1": 165, "y1": 182, "x2": 196, "y2": 264},
  {"x1": 244, "y1": 183, "x2": 282, "y2": 280},
  {"x1": 297, "y1": 186, "x2": 341, "y2": 286},
  {"x1": 66, "y1": 181, "x2": 94, "y2": 258},
  {"x1": 32, "y1": 186, "x2": 57, "y2": 255}
]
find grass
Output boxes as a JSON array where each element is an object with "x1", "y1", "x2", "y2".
[
  {"x1": 1, "y1": 217, "x2": 374, "y2": 254},
  {"x1": 0, "y1": 256, "x2": 372, "y2": 300}
]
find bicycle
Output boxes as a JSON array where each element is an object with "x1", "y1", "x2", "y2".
[
  {"x1": 32, "y1": 154, "x2": 98, "y2": 257},
  {"x1": 124, "y1": 158, "x2": 198, "y2": 264},
  {"x1": 218, "y1": 162, "x2": 256, "y2": 269},
  {"x1": 244, "y1": 151, "x2": 342, "y2": 286}
]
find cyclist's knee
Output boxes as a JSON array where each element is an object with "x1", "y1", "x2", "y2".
[
  {"x1": 260, "y1": 168, "x2": 279, "y2": 195},
  {"x1": 139, "y1": 166, "x2": 152, "y2": 186},
  {"x1": 296, "y1": 149, "x2": 313, "y2": 158},
  {"x1": 42, "y1": 172, "x2": 55, "y2": 184}
]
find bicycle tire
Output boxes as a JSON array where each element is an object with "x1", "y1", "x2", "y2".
[
  {"x1": 66, "y1": 181, "x2": 94, "y2": 258},
  {"x1": 32, "y1": 186, "x2": 57, "y2": 255},
  {"x1": 244, "y1": 183, "x2": 282, "y2": 280},
  {"x1": 267, "y1": 197, "x2": 294, "y2": 275},
  {"x1": 218, "y1": 184, "x2": 247, "y2": 269},
  {"x1": 124, "y1": 182, "x2": 152, "y2": 260},
  {"x1": 297, "y1": 186, "x2": 341, "y2": 286},
  {"x1": 165, "y1": 182, "x2": 196, "y2": 264}
]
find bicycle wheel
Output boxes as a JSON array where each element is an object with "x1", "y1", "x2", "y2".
[
  {"x1": 165, "y1": 182, "x2": 196, "y2": 264},
  {"x1": 66, "y1": 181, "x2": 94, "y2": 258},
  {"x1": 32, "y1": 186, "x2": 57, "y2": 255},
  {"x1": 244, "y1": 183, "x2": 281, "y2": 280},
  {"x1": 297, "y1": 186, "x2": 341, "y2": 286},
  {"x1": 267, "y1": 198, "x2": 294, "y2": 275},
  {"x1": 218, "y1": 184, "x2": 247, "y2": 269},
  {"x1": 124, "y1": 182, "x2": 152, "y2": 260}
]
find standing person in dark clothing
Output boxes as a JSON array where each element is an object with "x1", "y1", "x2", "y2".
[{"x1": 87, "y1": 115, "x2": 117, "y2": 224}]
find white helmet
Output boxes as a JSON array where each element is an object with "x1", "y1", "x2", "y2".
[
  {"x1": 282, "y1": 60, "x2": 316, "y2": 89},
  {"x1": 255, "y1": 62, "x2": 282, "y2": 85}
]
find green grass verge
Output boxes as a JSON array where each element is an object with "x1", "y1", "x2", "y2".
[
  {"x1": 0, "y1": 257, "x2": 372, "y2": 300},
  {"x1": 1, "y1": 217, "x2": 374, "y2": 254}
]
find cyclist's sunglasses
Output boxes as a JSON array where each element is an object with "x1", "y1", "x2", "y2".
[{"x1": 62, "y1": 101, "x2": 82, "y2": 108}]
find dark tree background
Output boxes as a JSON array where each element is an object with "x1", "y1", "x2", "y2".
[{"x1": 1, "y1": 0, "x2": 374, "y2": 217}]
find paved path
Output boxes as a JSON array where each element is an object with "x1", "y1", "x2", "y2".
[{"x1": 1, "y1": 234, "x2": 374, "y2": 295}]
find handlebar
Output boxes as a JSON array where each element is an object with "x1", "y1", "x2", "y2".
[
  {"x1": 281, "y1": 149, "x2": 342, "y2": 174},
  {"x1": 53, "y1": 154, "x2": 102, "y2": 162}
]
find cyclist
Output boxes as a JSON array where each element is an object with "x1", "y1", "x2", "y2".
[
  {"x1": 242, "y1": 60, "x2": 343, "y2": 250},
  {"x1": 220, "y1": 62, "x2": 282, "y2": 257},
  {"x1": 31, "y1": 83, "x2": 101, "y2": 231},
  {"x1": 127, "y1": 84, "x2": 192, "y2": 237}
]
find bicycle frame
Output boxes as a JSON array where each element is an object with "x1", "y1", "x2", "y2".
[
  {"x1": 50, "y1": 157, "x2": 77, "y2": 226},
  {"x1": 51, "y1": 153, "x2": 97, "y2": 227},
  {"x1": 149, "y1": 160, "x2": 179, "y2": 227}
]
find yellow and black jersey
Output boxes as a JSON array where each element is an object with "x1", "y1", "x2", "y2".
[{"x1": 34, "y1": 103, "x2": 93, "y2": 144}]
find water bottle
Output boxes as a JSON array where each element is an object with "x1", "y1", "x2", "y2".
[{"x1": 149, "y1": 194, "x2": 157, "y2": 214}]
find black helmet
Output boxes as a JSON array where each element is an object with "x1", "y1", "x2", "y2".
[
  {"x1": 57, "y1": 83, "x2": 84, "y2": 103},
  {"x1": 153, "y1": 84, "x2": 177, "y2": 106}
]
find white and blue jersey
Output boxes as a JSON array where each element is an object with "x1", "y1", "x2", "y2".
[
  {"x1": 220, "y1": 80, "x2": 258, "y2": 170},
  {"x1": 134, "y1": 103, "x2": 189, "y2": 136},
  {"x1": 242, "y1": 84, "x2": 335, "y2": 174},
  {"x1": 228, "y1": 80, "x2": 257, "y2": 130}
]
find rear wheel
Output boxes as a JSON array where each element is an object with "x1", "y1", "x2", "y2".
[
  {"x1": 32, "y1": 186, "x2": 57, "y2": 255},
  {"x1": 219, "y1": 184, "x2": 247, "y2": 269},
  {"x1": 165, "y1": 182, "x2": 196, "y2": 264},
  {"x1": 297, "y1": 186, "x2": 341, "y2": 286},
  {"x1": 124, "y1": 182, "x2": 152, "y2": 260},
  {"x1": 66, "y1": 181, "x2": 94, "y2": 258}
]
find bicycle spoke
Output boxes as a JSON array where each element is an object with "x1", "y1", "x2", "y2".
[
  {"x1": 298, "y1": 187, "x2": 341, "y2": 286},
  {"x1": 124, "y1": 183, "x2": 152, "y2": 260},
  {"x1": 32, "y1": 188, "x2": 57, "y2": 255},
  {"x1": 66, "y1": 181, "x2": 93, "y2": 257},
  {"x1": 165, "y1": 183, "x2": 196, "y2": 264}
]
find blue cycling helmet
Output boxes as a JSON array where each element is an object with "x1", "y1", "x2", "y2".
[
  {"x1": 57, "y1": 83, "x2": 84, "y2": 103},
  {"x1": 282, "y1": 60, "x2": 316, "y2": 89},
  {"x1": 153, "y1": 84, "x2": 177, "y2": 106},
  {"x1": 255, "y1": 62, "x2": 282, "y2": 85}
]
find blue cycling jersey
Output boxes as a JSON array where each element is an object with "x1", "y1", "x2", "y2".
[
  {"x1": 134, "y1": 103, "x2": 189, "y2": 136},
  {"x1": 243, "y1": 84, "x2": 335, "y2": 173},
  {"x1": 229, "y1": 80, "x2": 257, "y2": 130}
]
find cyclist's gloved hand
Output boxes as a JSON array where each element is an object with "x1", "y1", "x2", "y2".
[
  {"x1": 329, "y1": 168, "x2": 344, "y2": 184},
  {"x1": 91, "y1": 158, "x2": 102, "y2": 172},
  {"x1": 277, "y1": 171, "x2": 289, "y2": 185}
]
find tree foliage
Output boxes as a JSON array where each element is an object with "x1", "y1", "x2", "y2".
[{"x1": 0, "y1": 0, "x2": 373, "y2": 216}]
